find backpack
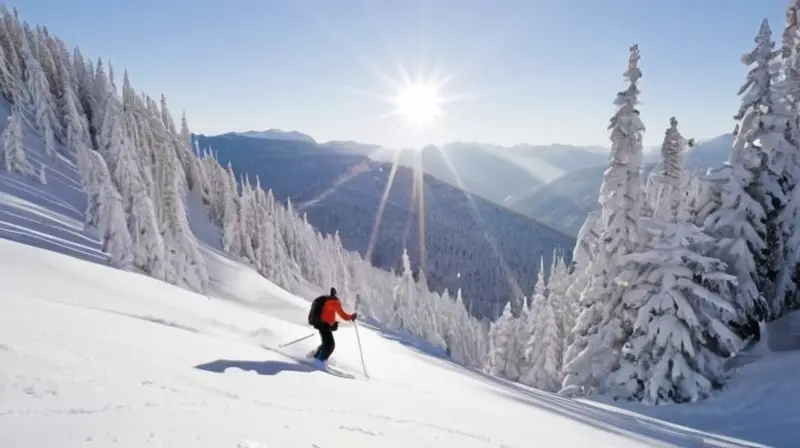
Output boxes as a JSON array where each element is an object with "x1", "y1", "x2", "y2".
[{"x1": 308, "y1": 295, "x2": 330, "y2": 326}]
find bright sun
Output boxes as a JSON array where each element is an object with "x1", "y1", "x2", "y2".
[{"x1": 392, "y1": 81, "x2": 443, "y2": 126}]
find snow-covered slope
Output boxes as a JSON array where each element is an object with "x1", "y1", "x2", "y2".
[
  {"x1": 0, "y1": 92, "x2": 105, "y2": 265},
  {"x1": 0, "y1": 238, "x2": 774, "y2": 447}
]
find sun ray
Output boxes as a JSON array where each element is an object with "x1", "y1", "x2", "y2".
[
  {"x1": 413, "y1": 153, "x2": 428, "y2": 278},
  {"x1": 433, "y1": 145, "x2": 525, "y2": 303},
  {"x1": 295, "y1": 160, "x2": 371, "y2": 212},
  {"x1": 365, "y1": 147, "x2": 402, "y2": 263}
]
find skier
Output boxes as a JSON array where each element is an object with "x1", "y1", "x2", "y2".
[{"x1": 307, "y1": 287, "x2": 357, "y2": 367}]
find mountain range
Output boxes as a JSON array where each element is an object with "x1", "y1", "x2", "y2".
[{"x1": 221, "y1": 130, "x2": 735, "y2": 237}]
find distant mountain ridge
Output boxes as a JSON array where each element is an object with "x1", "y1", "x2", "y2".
[
  {"x1": 223, "y1": 129, "x2": 317, "y2": 143},
  {"x1": 204, "y1": 129, "x2": 610, "y2": 212},
  {"x1": 203, "y1": 128, "x2": 734, "y2": 237}
]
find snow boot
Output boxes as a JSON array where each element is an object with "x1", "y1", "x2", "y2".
[{"x1": 313, "y1": 358, "x2": 329, "y2": 370}]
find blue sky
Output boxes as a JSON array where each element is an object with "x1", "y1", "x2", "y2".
[{"x1": 16, "y1": 0, "x2": 790, "y2": 149}]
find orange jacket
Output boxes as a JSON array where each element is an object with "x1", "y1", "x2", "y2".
[{"x1": 320, "y1": 297, "x2": 353, "y2": 325}]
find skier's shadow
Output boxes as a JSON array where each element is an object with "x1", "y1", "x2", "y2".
[{"x1": 195, "y1": 359, "x2": 315, "y2": 376}]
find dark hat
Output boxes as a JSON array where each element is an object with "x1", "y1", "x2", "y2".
[{"x1": 330, "y1": 287, "x2": 337, "y2": 296}]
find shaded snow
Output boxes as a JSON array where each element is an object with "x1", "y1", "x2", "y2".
[{"x1": 0, "y1": 97, "x2": 107, "y2": 265}]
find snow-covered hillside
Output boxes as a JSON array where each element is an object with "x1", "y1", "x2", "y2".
[{"x1": 0, "y1": 238, "x2": 785, "y2": 447}]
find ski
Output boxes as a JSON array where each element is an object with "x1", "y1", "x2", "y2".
[{"x1": 261, "y1": 344, "x2": 358, "y2": 379}]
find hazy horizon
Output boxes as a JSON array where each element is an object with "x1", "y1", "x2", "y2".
[{"x1": 208, "y1": 127, "x2": 732, "y2": 154}]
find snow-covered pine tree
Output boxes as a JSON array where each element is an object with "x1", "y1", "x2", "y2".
[
  {"x1": 74, "y1": 137, "x2": 102, "y2": 228},
  {"x1": 234, "y1": 176, "x2": 256, "y2": 264},
  {"x1": 1, "y1": 106, "x2": 34, "y2": 177},
  {"x1": 523, "y1": 294, "x2": 563, "y2": 392},
  {"x1": 59, "y1": 56, "x2": 90, "y2": 155},
  {"x1": 487, "y1": 301, "x2": 517, "y2": 378},
  {"x1": 221, "y1": 162, "x2": 242, "y2": 254},
  {"x1": 34, "y1": 28, "x2": 59, "y2": 99},
  {"x1": 0, "y1": 42, "x2": 16, "y2": 103},
  {"x1": 521, "y1": 259, "x2": 547, "y2": 373},
  {"x1": 90, "y1": 59, "x2": 109, "y2": 146},
  {"x1": 0, "y1": 11, "x2": 23, "y2": 103},
  {"x1": 120, "y1": 72, "x2": 156, "y2": 197},
  {"x1": 642, "y1": 117, "x2": 685, "y2": 223},
  {"x1": 560, "y1": 45, "x2": 646, "y2": 397},
  {"x1": 177, "y1": 111, "x2": 210, "y2": 198},
  {"x1": 545, "y1": 249, "x2": 568, "y2": 302},
  {"x1": 88, "y1": 149, "x2": 134, "y2": 269},
  {"x1": 704, "y1": 21, "x2": 776, "y2": 327},
  {"x1": 777, "y1": 2, "x2": 800, "y2": 312},
  {"x1": 561, "y1": 209, "x2": 600, "y2": 352},
  {"x1": 609, "y1": 117, "x2": 742, "y2": 405},
  {"x1": 252, "y1": 176, "x2": 273, "y2": 273},
  {"x1": 158, "y1": 126, "x2": 209, "y2": 291},
  {"x1": 449, "y1": 287, "x2": 487, "y2": 368},
  {"x1": 521, "y1": 260, "x2": 562, "y2": 390},
  {"x1": 782, "y1": 1, "x2": 800, "y2": 111},
  {"x1": 19, "y1": 29, "x2": 56, "y2": 158},
  {"x1": 741, "y1": 19, "x2": 797, "y2": 318}
]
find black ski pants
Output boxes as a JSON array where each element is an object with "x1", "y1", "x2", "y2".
[{"x1": 313, "y1": 323, "x2": 335, "y2": 361}]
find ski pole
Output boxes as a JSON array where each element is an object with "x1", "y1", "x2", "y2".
[
  {"x1": 279, "y1": 332, "x2": 315, "y2": 348},
  {"x1": 354, "y1": 320, "x2": 369, "y2": 378}
]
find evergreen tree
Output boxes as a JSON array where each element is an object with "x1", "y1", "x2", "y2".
[
  {"x1": 523, "y1": 294, "x2": 563, "y2": 392},
  {"x1": 778, "y1": 2, "x2": 800, "y2": 312},
  {"x1": 88, "y1": 149, "x2": 134, "y2": 269},
  {"x1": 561, "y1": 45, "x2": 646, "y2": 397},
  {"x1": 20, "y1": 30, "x2": 56, "y2": 158},
  {"x1": 704, "y1": 21, "x2": 775, "y2": 325},
  {"x1": 487, "y1": 302, "x2": 517, "y2": 378},
  {"x1": 1, "y1": 106, "x2": 34, "y2": 177},
  {"x1": 610, "y1": 118, "x2": 742, "y2": 404},
  {"x1": 744, "y1": 20, "x2": 797, "y2": 317},
  {"x1": 158, "y1": 128, "x2": 209, "y2": 292}
]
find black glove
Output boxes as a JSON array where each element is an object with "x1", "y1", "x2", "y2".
[
  {"x1": 351, "y1": 313, "x2": 358, "y2": 321},
  {"x1": 331, "y1": 322, "x2": 339, "y2": 331}
]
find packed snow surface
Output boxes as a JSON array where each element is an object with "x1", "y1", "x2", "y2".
[{"x1": 0, "y1": 239, "x2": 772, "y2": 448}]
